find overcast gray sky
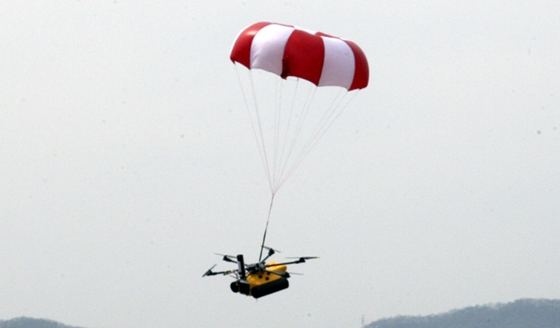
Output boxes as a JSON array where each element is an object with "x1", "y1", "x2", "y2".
[{"x1": 1, "y1": 1, "x2": 560, "y2": 327}]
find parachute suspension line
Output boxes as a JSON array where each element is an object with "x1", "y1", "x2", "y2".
[
  {"x1": 298, "y1": 89, "x2": 358, "y2": 166},
  {"x1": 234, "y1": 66, "x2": 270, "y2": 190},
  {"x1": 278, "y1": 89, "x2": 359, "y2": 190},
  {"x1": 276, "y1": 86, "x2": 340, "y2": 191},
  {"x1": 302, "y1": 88, "x2": 347, "y2": 155},
  {"x1": 271, "y1": 78, "x2": 303, "y2": 194},
  {"x1": 237, "y1": 66, "x2": 275, "y2": 192},
  {"x1": 274, "y1": 82, "x2": 317, "y2": 192},
  {"x1": 266, "y1": 77, "x2": 303, "y2": 194},
  {"x1": 249, "y1": 71, "x2": 276, "y2": 192},
  {"x1": 271, "y1": 76, "x2": 284, "y2": 194},
  {"x1": 292, "y1": 89, "x2": 349, "y2": 170},
  {"x1": 258, "y1": 193, "x2": 276, "y2": 262}
]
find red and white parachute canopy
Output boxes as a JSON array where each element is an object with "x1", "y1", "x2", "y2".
[
  {"x1": 230, "y1": 22, "x2": 369, "y2": 91},
  {"x1": 230, "y1": 22, "x2": 369, "y2": 196}
]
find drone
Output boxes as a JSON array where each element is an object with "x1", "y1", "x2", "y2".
[{"x1": 202, "y1": 245, "x2": 317, "y2": 299}]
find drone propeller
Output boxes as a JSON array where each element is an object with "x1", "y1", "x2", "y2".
[
  {"x1": 266, "y1": 257, "x2": 319, "y2": 267},
  {"x1": 284, "y1": 270, "x2": 303, "y2": 275},
  {"x1": 214, "y1": 253, "x2": 237, "y2": 263},
  {"x1": 202, "y1": 264, "x2": 217, "y2": 277},
  {"x1": 202, "y1": 264, "x2": 235, "y2": 277},
  {"x1": 259, "y1": 246, "x2": 282, "y2": 263},
  {"x1": 262, "y1": 246, "x2": 281, "y2": 253}
]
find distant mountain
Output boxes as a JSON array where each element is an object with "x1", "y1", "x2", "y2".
[
  {"x1": 0, "y1": 317, "x2": 83, "y2": 328},
  {"x1": 366, "y1": 299, "x2": 560, "y2": 328}
]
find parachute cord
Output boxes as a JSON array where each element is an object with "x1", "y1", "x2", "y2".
[
  {"x1": 270, "y1": 78, "x2": 299, "y2": 193},
  {"x1": 275, "y1": 82, "x2": 316, "y2": 190},
  {"x1": 258, "y1": 193, "x2": 276, "y2": 262},
  {"x1": 271, "y1": 77, "x2": 284, "y2": 192},
  {"x1": 276, "y1": 90, "x2": 360, "y2": 191},
  {"x1": 234, "y1": 64, "x2": 274, "y2": 192},
  {"x1": 249, "y1": 72, "x2": 274, "y2": 193}
]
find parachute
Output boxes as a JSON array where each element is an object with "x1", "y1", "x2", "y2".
[{"x1": 231, "y1": 22, "x2": 369, "y2": 197}]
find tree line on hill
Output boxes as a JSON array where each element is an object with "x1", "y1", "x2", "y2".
[
  {"x1": 366, "y1": 299, "x2": 560, "y2": 328},
  {"x1": 2, "y1": 298, "x2": 559, "y2": 328},
  {"x1": 0, "y1": 317, "x2": 82, "y2": 328}
]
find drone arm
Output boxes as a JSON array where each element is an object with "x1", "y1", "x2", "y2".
[
  {"x1": 202, "y1": 263, "x2": 237, "y2": 277},
  {"x1": 264, "y1": 257, "x2": 318, "y2": 267},
  {"x1": 260, "y1": 247, "x2": 275, "y2": 264},
  {"x1": 202, "y1": 269, "x2": 233, "y2": 277},
  {"x1": 265, "y1": 260, "x2": 303, "y2": 267}
]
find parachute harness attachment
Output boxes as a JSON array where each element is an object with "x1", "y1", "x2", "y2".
[{"x1": 258, "y1": 193, "x2": 275, "y2": 262}]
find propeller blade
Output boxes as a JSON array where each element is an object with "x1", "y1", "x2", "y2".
[
  {"x1": 262, "y1": 246, "x2": 281, "y2": 253},
  {"x1": 265, "y1": 256, "x2": 318, "y2": 267},
  {"x1": 214, "y1": 253, "x2": 237, "y2": 263},
  {"x1": 259, "y1": 246, "x2": 281, "y2": 264},
  {"x1": 202, "y1": 264, "x2": 238, "y2": 277},
  {"x1": 202, "y1": 264, "x2": 217, "y2": 277},
  {"x1": 285, "y1": 256, "x2": 319, "y2": 260}
]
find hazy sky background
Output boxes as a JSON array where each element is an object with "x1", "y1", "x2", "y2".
[{"x1": 1, "y1": 1, "x2": 559, "y2": 327}]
